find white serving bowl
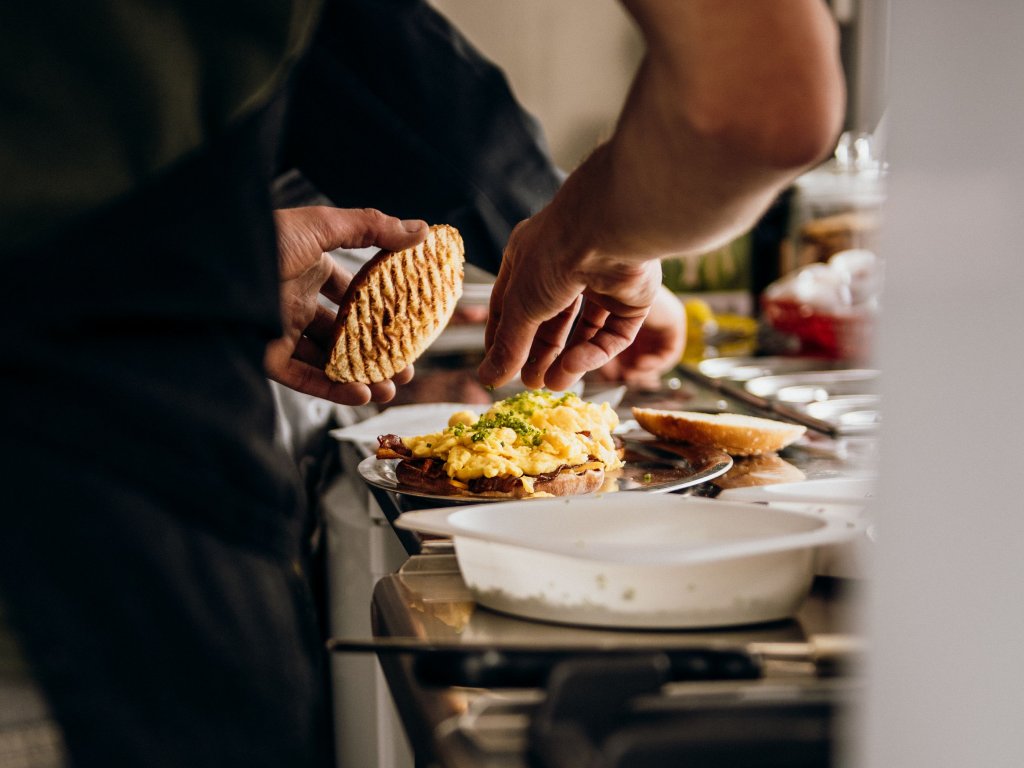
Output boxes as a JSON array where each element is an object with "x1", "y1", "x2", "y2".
[{"x1": 396, "y1": 495, "x2": 861, "y2": 629}]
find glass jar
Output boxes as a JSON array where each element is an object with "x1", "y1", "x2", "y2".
[{"x1": 783, "y1": 130, "x2": 887, "y2": 275}]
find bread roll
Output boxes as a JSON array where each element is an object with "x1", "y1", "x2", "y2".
[
  {"x1": 632, "y1": 408, "x2": 806, "y2": 456},
  {"x1": 326, "y1": 224, "x2": 465, "y2": 384}
]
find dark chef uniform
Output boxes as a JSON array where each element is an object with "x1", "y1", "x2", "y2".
[{"x1": 0, "y1": 0, "x2": 560, "y2": 765}]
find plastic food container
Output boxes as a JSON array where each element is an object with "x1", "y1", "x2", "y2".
[
  {"x1": 760, "y1": 249, "x2": 882, "y2": 361},
  {"x1": 396, "y1": 495, "x2": 862, "y2": 629}
]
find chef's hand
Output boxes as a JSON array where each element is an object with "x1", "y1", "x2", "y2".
[
  {"x1": 266, "y1": 206, "x2": 429, "y2": 405},
  {"x1": 479, "y1": 210, "x2": 662, "y2": 393},
  {"x1": 594, "y1": 285, "x2": 686, "y2": 388}
]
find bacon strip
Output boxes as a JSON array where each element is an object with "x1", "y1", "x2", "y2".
[
  {"x1": 399, "y1": 457, "x2": 447, "y2": 480},
  {"x1": 377, "y1": 434, "x2": 412, "y2": 459}
]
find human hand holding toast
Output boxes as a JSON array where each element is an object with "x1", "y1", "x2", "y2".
[{"x1": 266, "y1": 206, "x2": 429, "y2": 405}]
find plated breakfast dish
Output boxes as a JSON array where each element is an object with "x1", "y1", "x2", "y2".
[{"x1": 375, "y1": 390, "x2": 625, "y2": 499}]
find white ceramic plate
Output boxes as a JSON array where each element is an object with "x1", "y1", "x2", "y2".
[
  {"x1": 396, "y1": 495, "x2": 862, "y2": 628},
  {"x1": 717, "y1": 478, "x2": 878, "y2": 580},
  {"x1": 329, "y1": 403, "x2": 471, "y2": 446},
  {"x1": 716, "y1": 476, "x2": 876, "y2": 506}
]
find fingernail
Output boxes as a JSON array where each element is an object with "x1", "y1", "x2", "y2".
[{"x1": 401, "y1": 219, "x2": 426, "y2": 233}]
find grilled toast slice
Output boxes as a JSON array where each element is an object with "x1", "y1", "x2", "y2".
[{"x1": 326, "y1": 224, "x2": 465, "y2": 384}]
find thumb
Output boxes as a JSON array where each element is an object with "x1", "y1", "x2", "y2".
[{"x1": 275, "y1": 206, "x2": 429, "y2": 254}]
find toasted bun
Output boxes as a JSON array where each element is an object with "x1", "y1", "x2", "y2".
[
  {"x1": 529, "y1": 468, "x2": 605, "y2": 499},
  {"x1": 326, "y1": 224, "x2": 465, "y2": 384},
  {"x1": 632, "y1": 408, "x2": 806, "y2": 456}
]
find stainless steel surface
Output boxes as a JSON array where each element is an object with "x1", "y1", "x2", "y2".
[
  {"x1": 329, "y1": 633, "x2": 863, "y2": 669},
  {"x1": 681, "y1": 360, "x2": 882, "y2": 436},
  {"x1": 377, "y1": 554, "x2": 859, "y2": 652},
  {"x1": 365, "y1": 555, "x2": 861, "y2": 768},
  {"x1": 697, "y1": 356, "x2": 848, "y2": 382},
  {"x1": 804, "y1": 394, "x2": 882, "y2": 433},
  {"x1": 744, "y1": 369, "x2": 880, "y2": 401}
]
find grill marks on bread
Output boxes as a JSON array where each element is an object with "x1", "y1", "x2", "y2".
[{"x1": 326, "y1": 225, "x2": 465, "y2": 384}]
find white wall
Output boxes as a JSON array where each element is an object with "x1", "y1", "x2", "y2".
[
  {"x1": 429, "y1": 0, "x2": 642, "y2": 170},
  {"x1": 862, "y1": 2, "x2": 1024, "y2": 767}
]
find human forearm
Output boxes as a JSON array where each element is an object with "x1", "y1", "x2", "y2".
[
  {"x1": 550, "y1": 0, "x2": 845, "y2": 261},
  {"x1": 479, "y1": 0, "x2": 845, "y2": 390}
]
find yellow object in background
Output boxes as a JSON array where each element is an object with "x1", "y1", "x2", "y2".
[
  {"x1": 684, "y1": 297, "x2": 716, "y2": 338},
  {"x1": 681, "y1": 298, "x2": 758, "y2": 364},
  {"x1": 662, "y1": 234, "x2": 756, "y2": 363}
]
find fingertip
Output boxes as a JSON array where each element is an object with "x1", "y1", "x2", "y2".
[
  {"x1": 478, "y1": 356, "x2": 514, "y2": 389},
  {"x1": 332, "y1": 384, "x2": 372, "y2": 407},
  {"x1": 367, "y1": 375, "x2": 398, "y2": 402},
  {"x1": 519, "y1": 364, "x2": 547, "y2": 390},
  {"x1": 544, "y1": 365, "x2": 584, "y2": 394},
  {"x1": 400, "y1": 219, "x2": 429, "y2": 235},
  {"x1": 393, "y1": 364, "x2": 415, "y2": 386}
]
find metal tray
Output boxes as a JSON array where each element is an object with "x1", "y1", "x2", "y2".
[
  {"x1": 696, "y1": 356, "x2": 848, "y2": 383},
  {"x1": 802, "y1": 395, "x2": 881, "y2": 433},
  {"x1": 744, "y1": 369, "x2": 880, "y2": 402}
]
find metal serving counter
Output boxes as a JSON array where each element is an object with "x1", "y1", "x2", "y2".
[
  {"x1": 358, "y1": 552, "x2": 862, "y2": 768},
  {"x1": 325, "y1": 360, "x2": 878, "y2": 768}
]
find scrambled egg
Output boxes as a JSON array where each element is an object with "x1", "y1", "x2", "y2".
[{"x1": 403, "y1": 390, "x2": 624, "y2": 489}]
